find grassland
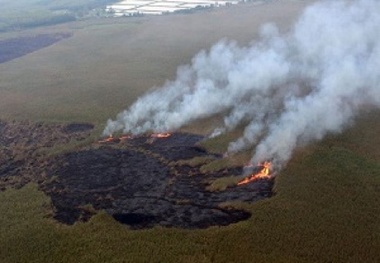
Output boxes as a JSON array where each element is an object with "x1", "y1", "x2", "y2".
[
  {"x1": 0, "y1": 0, "x2": 311, "y2": 125},
  {"x1": 0, "y1": 0, "x2": 379, "y2": 262},
  {"x1": 1, "y1": 113, "x2": 379, "y2": 263}
]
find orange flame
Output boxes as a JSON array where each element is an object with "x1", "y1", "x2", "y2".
[
  {"x1": 151, "y1": 133, "x2": 171, "y2": 138},
  {"x1": 237, "y1": 161, "x2": 271, "y2": 186},
  {"x1": 99, "y1": 133, "x2": 170, "y2": 143},
  {"x1": 98, "y1": 135, "x2": 115, "y2": 143}
]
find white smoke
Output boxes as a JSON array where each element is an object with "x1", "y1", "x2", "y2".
[{"x1": 104, "y1": 0, "x2": 380, "y2": 168}]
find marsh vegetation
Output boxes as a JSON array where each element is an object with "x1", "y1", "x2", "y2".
[{"x1": 0, "y1": 1, "x2": 379, "y2": 262}]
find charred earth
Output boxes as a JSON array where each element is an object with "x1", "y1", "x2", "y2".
[
  {"x1": 0, "y1": 120, "x2": 274, "y2": 229},
  {"x1": 0, "y1": 33, "x2": 72, "y2": 64}
]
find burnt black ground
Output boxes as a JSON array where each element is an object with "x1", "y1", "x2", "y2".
[
  {"x1": 0, "y1": 121, "x2": 273, "y2": 229},
  {"x1": 62, "y1": 123, "x2": 94, "y2": 133},
  {"x1": 44, "y1": 133, "x2": 274, "y2": 229},
  {"x1": 0, "y1": 33, "x2": 72, "y2": 64},
  {"x1": 0, "y1": 120, "x2": 92, "y2": 190}
]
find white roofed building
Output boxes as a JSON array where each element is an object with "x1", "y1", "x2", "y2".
[{"x1": 106, "y1": 0, "x2": 241, "y2": 16}]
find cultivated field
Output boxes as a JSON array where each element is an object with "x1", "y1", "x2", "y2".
[{"x1": 0, "y1": 1, "x2": 379, "y2": 262}]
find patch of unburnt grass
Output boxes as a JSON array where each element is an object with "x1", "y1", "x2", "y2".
[
  {"x1": 41, "y1": 132, "x2": 273, "y2": 229},
  {"x1": 1, "y1": 112, "x2": 380, "y2": 262},
  {"x1": 206, "y1": 175, "x2": 244, "y2": 192}
]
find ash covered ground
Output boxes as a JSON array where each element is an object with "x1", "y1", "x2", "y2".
[{"x1": 0, "y1": 120, "x2": 273, "y2": 229}]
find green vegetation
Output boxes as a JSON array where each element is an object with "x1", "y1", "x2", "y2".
[
  {"x1": 199, "y1": 151, "x2": 251, "y2": 173},
  {"x1": 206, "y1": 175, "x2": 243, "y2": 191},
  {"x1": 1, "y1": 118, "x2": 379, "y2": 262},
  {"x1": 0, "y1": 1, "x2": 379, "y2": 262},
  {"x1": 40, "y1": 125, "x2": 104, "y2": 157},
  {"x1": 199, "y1": 128, "x2": 244, "y2": 153}
]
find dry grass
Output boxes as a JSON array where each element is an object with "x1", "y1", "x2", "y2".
[
  {"x1": 206, "y1": 175, "x2": 243, "y2": 192},
  {"x1": 0, "y1": 0, "x2": 312, "y2": 127},
  {"x1": 1, "y1": 113, "x2": 379, "y2": 263},
  {"x1": 1, "y1": 1, "x2": 379, "y2": 262},
  {"x1": 174, "y1": 156, "x2": 217, "y2": 167},
  {"x1": 200, "y1": 151, "x2": 251, "y2": 173}
]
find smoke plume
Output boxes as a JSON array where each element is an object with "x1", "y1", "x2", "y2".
[{"x1": 104, "y1": 0, "x2": 380, "y2": 168}]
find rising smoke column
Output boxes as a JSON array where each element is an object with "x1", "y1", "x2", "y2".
[{"x1": 104, "y1": 0, "x2": 380, "y2": 167}]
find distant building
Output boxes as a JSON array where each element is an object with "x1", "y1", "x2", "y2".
[{"x1": 105, "y1": 0, "x2": 240, "y2": 16}]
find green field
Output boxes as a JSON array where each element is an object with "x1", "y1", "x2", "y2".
[{"x1": 0, "y1": 1, "x2": 379, "y2": 262}]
